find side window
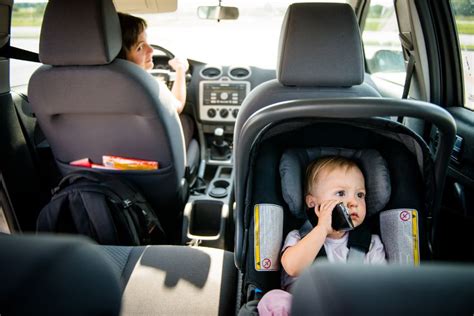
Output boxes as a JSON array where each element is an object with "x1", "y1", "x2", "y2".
[
  {"x1": 362, "y1": 0, "x2": 406, "y2": 86},
  {"x1": 450, "y1": 0, "x2": 474, "y2": 110},
  {"x1": 10, "y1": 1, "x2": 47, "y2": 87}
]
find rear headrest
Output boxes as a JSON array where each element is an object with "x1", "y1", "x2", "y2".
[
  {"x1": 277, "y1": 3, "x2": 364, "y2": 87},
  {"x1": 280, "y1": 147, "x2": 391, "y2": 219},
  {"x1": 40, "y1": 0, "x2": 122, "y2": 66}
]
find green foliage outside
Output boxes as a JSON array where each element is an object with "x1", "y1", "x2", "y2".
[
  {"x1": 366, "y1": 17, "x2": 474, "y2": 35},
  {"x1": 450, "y1": 0, "x2": 473, "y2": 17},
  {"x1": 455, "y1": 19, "x2": 474, "y2": 34},
  {"x1": 12, "y1": 3, "x2": 46, "y2": 27}
]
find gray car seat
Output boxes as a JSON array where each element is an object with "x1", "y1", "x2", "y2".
[
  {"x1": 28, "y1": 0, "x2": 198, "y2": 240},
  {"x1": 234, "y1": 2, "x2": 381, "y2": 145}
]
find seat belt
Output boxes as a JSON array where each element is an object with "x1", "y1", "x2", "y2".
[
  {"x1": 397, "y1": 32, "x2": 416, "y2": 123},
  {"x1": 0, "y1": 46, "x2": 40, "y2": 62}
]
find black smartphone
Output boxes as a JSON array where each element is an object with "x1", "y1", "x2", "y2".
[{"x1": 332, "y1": 202, "x2": 354, "y2": 231}]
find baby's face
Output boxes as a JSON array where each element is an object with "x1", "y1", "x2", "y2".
[{"x1": 311, "y1": 166, "x2": 367, "y2": 228}]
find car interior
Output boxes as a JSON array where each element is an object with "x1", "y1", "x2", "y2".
[{"x1": 1, "y1": 0, "x2": 474, "y2": 314}]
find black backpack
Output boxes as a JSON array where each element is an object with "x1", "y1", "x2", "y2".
[{"x1": 37, "y1": 170, "x2": 166, "y2": 245}]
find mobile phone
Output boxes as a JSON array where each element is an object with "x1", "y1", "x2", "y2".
[{"x1": 332, "y1": 202, "x2": 354, "y2": 231}]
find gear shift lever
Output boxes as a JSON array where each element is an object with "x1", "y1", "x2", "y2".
[
  {"x1": 214, "y1": 127, "x2": 225, "y2": 146},
  {"x1": 211, "y1": 127, "x2": 231, "y2": 160}
]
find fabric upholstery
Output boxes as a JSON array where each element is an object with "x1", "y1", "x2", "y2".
[
  {"x1": 101, "y1": 245, "x2": 237, "y2": 315},
  {"x1": 29, "y1": 59, "x2": 185, "y2": 172},
  {"x1": 277, "y1": 3, "x2": 364, "y2": 87},
  {"x1": 40, "y1": 0, "x2": 121, "y2": 66},
  {"x1": 280, "y1": 147, "x2": 391, "y2": 219}
]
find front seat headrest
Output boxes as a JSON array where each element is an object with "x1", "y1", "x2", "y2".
[
  {"x1": 280, "y1": 147, "x2": 391, "y2": 219},
  {"x1": 40, "y1": 0, "x2": 122, "y2": 66},
  {"x1": 277, "y1": 3, "x2": 364, "y2": 87}
]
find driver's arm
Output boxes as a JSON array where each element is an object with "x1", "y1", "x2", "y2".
[{"x1": 168, "y1": 57, "x2": 189, "y2": 114}]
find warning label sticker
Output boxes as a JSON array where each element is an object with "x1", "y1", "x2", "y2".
[{"x1": 254, "y1": 204, "x2": 283, "y2": 271}]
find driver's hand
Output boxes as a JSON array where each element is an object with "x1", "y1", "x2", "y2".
[{"x1": 168, "y1": 57, "x2": 189, "y2": 73}]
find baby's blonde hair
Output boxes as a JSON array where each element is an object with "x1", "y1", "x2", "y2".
[{"x1": 305, "y1": 156, "x2": 361, "y2": 195}]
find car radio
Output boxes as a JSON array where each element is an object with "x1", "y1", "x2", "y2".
[{"x1": 199, "y1": 81, "x2": 250, "y2": 122}]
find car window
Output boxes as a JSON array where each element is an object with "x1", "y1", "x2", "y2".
[
  {"x1": 10, "y1": 1, "x2": 46, "y2": 87},
  {"x1": 362, "y1": 0, "x2": 406, "y2": 87},
  {"x1": 450, "y1": 0, "x2": 474, "y2": 110}
]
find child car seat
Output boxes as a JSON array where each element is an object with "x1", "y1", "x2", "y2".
[
  {"x1": 279, "y1": 147, "x2": 392, "y2": 261},
  {"x1": 233, "y1": 98, "x2": 456, "y2": 311}
]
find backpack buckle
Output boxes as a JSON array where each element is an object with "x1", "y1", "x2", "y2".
[{"x1": 123, "y1": 199, "x2": 133, "y2": 208}]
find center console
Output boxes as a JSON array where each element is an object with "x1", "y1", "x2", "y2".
[
  {"x1": 199, "y1": 80, "x2": 250, "y2": 122},
  {"x1": 198, "y1": 79, "x2": 250, "y2": 164},
  {"x1": 183, "y1": 77, "x2": 250, "y2": 249}
]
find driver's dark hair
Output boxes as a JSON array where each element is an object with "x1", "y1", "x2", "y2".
[{"x1": 117, "y1": 12, "x2": 148, "y2": 59}]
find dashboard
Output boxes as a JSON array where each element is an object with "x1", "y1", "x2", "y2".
[
  {"x1": 151, "y1": 55, "x2": 276, "y2": 126},
  {"x1": 199, "y1": 81, "x2": 250, "y2": 122},
  {"x1": 194, "y1": 65, "x2": 274, "y2": 124}
]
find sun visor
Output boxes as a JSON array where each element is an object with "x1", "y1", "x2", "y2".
[{"x1": 113, "y1": 0, "x2": 177, "y2": 14}]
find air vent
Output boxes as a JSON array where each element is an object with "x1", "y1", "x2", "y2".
[
  {"x1": 229, "y1": 67, "x2": 251, "y2": 79},
  {"x1": 200, "y1": 66, "x2": 222, "y2": 79}
]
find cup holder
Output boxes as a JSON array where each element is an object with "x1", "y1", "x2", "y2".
[
  {"x1": 188, "y1": 200, "x2": 223, "y2": 237},
  {"x1": 209, "y1": 180, "x2": 230, "y2": 198}
]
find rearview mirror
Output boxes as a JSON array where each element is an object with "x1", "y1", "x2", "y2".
[{"x1": 197, "y1": 6, "x2": 239, "y2": 20}]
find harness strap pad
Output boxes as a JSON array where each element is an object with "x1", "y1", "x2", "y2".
[
  {"x1": 380, "y1": 208, "x2": 420, "y2": 265},
  {"x1": 254, "y1": 204, "x2": 283, "y2": 271}
]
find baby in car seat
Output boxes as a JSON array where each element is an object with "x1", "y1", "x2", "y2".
[{"x1": 257, "y1": 156, "x2": 387, "y2": 316}]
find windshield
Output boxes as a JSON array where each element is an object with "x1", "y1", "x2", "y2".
[
  {"x1": 137, "y1": 0, "x2": 347, "y2": 68},
  {"x1": 10, "y1": 0, "x2": 348, "y2": 86}
]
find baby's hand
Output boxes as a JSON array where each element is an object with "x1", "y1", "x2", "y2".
[
  {"x1": 168, "y1": 57, "x2": 189, "y2": 72},
  {"x1": 315, "y1": 200, "x2": 340, "y2": 235}
]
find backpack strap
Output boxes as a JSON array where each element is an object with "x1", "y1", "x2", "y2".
[
  {"x1": 54, "y1": 170, "x2": 106, "y2": 193},
  {"x1": 72, "y1": 190, "x2": 119, "y2": 245},
  {"x1": 53, "y1": 185, "x2": 122, "y2": 245}
]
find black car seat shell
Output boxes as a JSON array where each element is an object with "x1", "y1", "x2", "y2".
[
  {"x1": 28, "y1": 0, "x2": 197, "y2": 239},
  {"x1": 234, "y1": 2, "x2": 381, "y2": 145},
  {"x1": 232, "y1": 4, "x2": 455, "y2": 306},
  {"x1": 233, "y1": 98, "x2": 456, "y2": 304}
]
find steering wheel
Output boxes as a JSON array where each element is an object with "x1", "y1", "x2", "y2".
[
  {"x1": 151, "y1": 44, "x2": 175, "y2": 59},
  {"x1": 150, "y1": 44, "x2": 191, "y2": 86}
]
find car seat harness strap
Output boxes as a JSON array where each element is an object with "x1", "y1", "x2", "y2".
[{"x1": 299, "y1": 219, "x2": 372, "y2": 262}]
